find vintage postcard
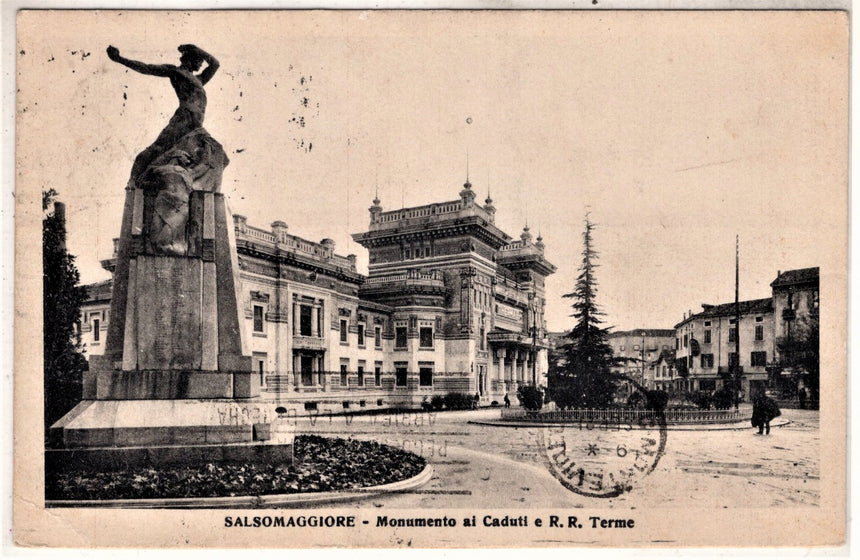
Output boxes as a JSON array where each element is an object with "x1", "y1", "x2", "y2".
[{"x1": 14, "y1": 9, "x2": 847, "y2": 548}]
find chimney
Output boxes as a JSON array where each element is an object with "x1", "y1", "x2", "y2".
[{"x1": 54, "y1": 201, "x2": 67, "y2": 252}]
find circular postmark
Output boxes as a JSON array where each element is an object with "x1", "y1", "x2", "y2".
[{"x1": 539, "y1": 382, "x2": 667, "y2": 498}]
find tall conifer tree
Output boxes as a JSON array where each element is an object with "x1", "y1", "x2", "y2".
[
  {"x1": 43, "y1": 189, "x2": 89, "y2": 432},
  {"x1": 548, "y1": 213, "x2": 618, "y2": 409}
]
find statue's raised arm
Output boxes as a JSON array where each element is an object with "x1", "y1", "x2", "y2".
[{"x1": 106, "y1": 45, "x2": 174, "y2": 77}]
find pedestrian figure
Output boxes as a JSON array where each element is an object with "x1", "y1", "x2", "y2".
[
  {"x1": 751, "y1": 392, "x2": 781, "y2": 435},
  {"x1": 503, "y1": 393, "x2": 511, "y2": 408},
  {"x1": 798, "y1": 387, "x2": 807, "y2": 410},
  {"x1": 473, "y1": 392, "x2": 480, "y2": 410}
]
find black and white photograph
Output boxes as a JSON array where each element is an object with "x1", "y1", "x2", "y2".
[{"x1": 13, "y1": 8, "x2": 847, "y2": 548}]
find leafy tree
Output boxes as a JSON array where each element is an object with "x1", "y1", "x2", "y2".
[
  {"x1": 43, "y1": 189, "x2": 89, "y2": 432},
  {"x1": 516, "y1": 384, "x2": 544, "y2": 411},
  {"x1": 548, "y1": 214, "x2": 619, "y2": 409},
  {"x1": 643, "y1": 389, "x2": 669, "y2": 412},
  {"x1": 712, "y1": 386, "x2": 734, "y2": 410},
  {"x1": 776, "y1": 313, "x2": 819, "y2": 401}
]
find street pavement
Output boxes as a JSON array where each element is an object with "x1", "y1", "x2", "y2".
[{"x1": 290, "y1": 407, "x2": 819, "y2": 509}]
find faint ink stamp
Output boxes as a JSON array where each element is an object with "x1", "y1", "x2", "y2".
[{"x1": 540, "y1": 410, "x2": 667, "y2": 498}]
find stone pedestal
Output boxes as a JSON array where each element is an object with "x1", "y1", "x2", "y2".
[
  {"x1": 89, "y1": 188, "x2": 254, "y2": 400},
  {"x1": 55, "y1": 127, "x2": 259, "y2": 448}
]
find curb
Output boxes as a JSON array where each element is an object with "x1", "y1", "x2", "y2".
[
  {"x1": 467, "y1": 419, "x2": 791, "y2": 431},
  {"x1": 46, "y1": 464, "x2": 434, "y2": 509}
]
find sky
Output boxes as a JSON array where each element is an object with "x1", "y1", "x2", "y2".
[{"x1": 17, "y1": 10, "x2": 848, "y2": 332}]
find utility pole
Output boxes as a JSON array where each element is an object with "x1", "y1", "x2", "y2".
[
  {"x1": 734, "y1": 235, "x2": 741, "y2": 410},
  {"x1": 531, "y1": 289, "x2": 538, "y2": 386}
]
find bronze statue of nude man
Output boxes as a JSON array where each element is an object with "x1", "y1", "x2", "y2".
[{"x1": 106, "y1": 44, "x2": 220, "y2": 188}]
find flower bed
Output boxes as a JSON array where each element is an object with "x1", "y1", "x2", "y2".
[{"x1": 46, "y1": 435, "x2": 425, "y2": 501}]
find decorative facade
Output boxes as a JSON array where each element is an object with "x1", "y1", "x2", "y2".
[{"x1": 82, "y1": 180, "x2": 556, "y2": 411}]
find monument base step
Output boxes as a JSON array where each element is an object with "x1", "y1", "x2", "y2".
[
  {"x1": 50, "y1": 399, "x2": 279, "y2": 449},
  {"x1": 46, "y1": 441, "x2": 294, "y2": 473}
]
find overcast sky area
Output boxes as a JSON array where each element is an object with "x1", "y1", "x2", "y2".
[{"x1": 17, "y1": 10, "x2": 847, "y2": 332}]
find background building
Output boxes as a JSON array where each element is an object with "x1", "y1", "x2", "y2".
[
  {"x1": 673, "y1": 267, "x2": 817, "y2": 401},
  {"x1": 674, "y1": 299, "x2": 774, "y2": 398},
  {"x1": 770, "y1": 267, "x2": 820, "y2": 398},
  {"x1": 607, "y1": 329, "x2": 675, "y2": 397}
]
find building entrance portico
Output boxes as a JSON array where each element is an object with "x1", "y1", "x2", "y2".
[{"x1": 488, "y1": 332, "x2": 546, "y2": 399}]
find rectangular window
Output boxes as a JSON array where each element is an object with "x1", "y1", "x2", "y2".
[
  {"x1": 253, "y1": 305, "x2": 265, "y2": 333},
  {"x1": 357, "y1": 324, "x2": 365, "y2": 347},
  {"x1": 395, "y1": 326, "x2": 408, "y2": 349},
  {"x1": 92, "y1": 318, "x2": 100, "y2": 342},
  {"x1": 253, "y1": 352, "x2": 267, "y2": 386},
  {"x1": 374, "y1": 326, "x2": 382, "y2": 348},
  {"x1": 340, "y1": 363, "x2": 348, "y2": 387},
  {"x1": 299, "y1": 305, "x2": 312, "y2": 336},
  {"x1": 300, "y1": 355, "x2": 314, "y2": 386},
  {"x1": 340, "y1": 319, "x2": 348, "y2": 343},
  {"x1": 704, "y1": 321, "x2": 711, "y2": 327},
  {"x1": 675, "y1": 338, "x2": 679, "y2": 350},
  {"x1": 729, "y1": 318, "x2": 736, "y2": 325},
  {"x1": 683, "y1": 334, "x2": 688, "y2": 348},
  {"x1": 419, "y1": 366, "x2": 433, "y2": 387},
  {"x1": 374, "y1": 363, "x2": 382, "y2": 386},
  {"x1": 700, "y1": 354, "x2": 714, "y2": 368},
  {"x1": 633, "y1": 344, "x2": 640, "y2": 351},
  {"x1": 357, "y1": 365, "x2": 365, "y2": 387},
  {"x1": 755, "y1": 316, "x2": 763, "y2": 322},
  {"x1": 395, "y1": 364, "x2": 408, "y2": 387},
  {"x1": 728, "y1": 353, "x2": 739, "y2": 368},
  {"x1": 419, "y1": 326, "x2": 434, "y2": 348},
  {"x1": 703, "y1": 330, "x2": 711, "y2": 344},
  {"x1": 728, "y1": 328, "x2": 737, "y2": 343},
  {"x1": 755, "y1": 325, "x2": 764, "y2": 341},
  {"x1": 480, "y1": 326, "x2": 485, "y2": 351},
  {"x1": 751, "y1": 351, "x2": 767, "y2": 367}
]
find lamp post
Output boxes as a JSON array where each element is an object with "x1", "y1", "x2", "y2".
[
  {"x1": 529, "y1": 289, "x2": 538, "y2": 386},
  {"x1": 733, "y1": 235, "x2": 741, "y2": 411}
]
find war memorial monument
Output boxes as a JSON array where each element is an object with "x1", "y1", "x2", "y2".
[{"x1": 50, "y1": 45, "x2": 269, "y2": 450}]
